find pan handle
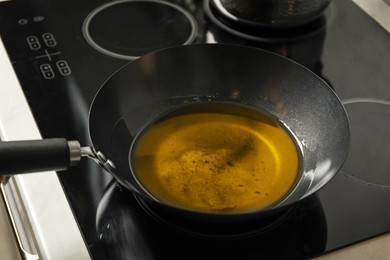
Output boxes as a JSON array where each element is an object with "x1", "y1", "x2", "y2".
[{"x1": 0, "y1": 138, "x2": 86, "y2": 175}]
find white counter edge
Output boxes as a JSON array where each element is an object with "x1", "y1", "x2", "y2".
[
  {"x1": 0, "y1": 37, "x2": 90, "y2": 260},
  {"x1": 352, "y1": 0, "x2": 390, "y2": 32}
]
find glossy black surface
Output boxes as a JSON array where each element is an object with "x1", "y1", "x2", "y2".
[{"x1": 0, "y1": 0, "x2": 389, "y2": 259}]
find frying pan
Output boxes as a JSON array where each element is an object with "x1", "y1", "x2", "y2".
[{"x1": 0, "y1": 44, "x2": 349, "y2": 222}]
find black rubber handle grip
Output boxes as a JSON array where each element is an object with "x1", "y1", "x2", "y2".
[{"x1": 0, "y1": 138, "x2": 71, "y2": 175}]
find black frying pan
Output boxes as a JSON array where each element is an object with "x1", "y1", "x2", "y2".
[{"x1": 0, "y1": 44, "x2": 349, "y2": 222}]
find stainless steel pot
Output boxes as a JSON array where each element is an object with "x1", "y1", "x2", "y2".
[{"x1": 210, "y1": 0, "x2": 332, "y2": 29}]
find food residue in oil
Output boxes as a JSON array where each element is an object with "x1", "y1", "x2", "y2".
[{"x1": 132, "y1": 105, "x2": 300, "y2": 213}]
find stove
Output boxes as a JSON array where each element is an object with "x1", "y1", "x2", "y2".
[{"x1": 0, "y1": 0, "x2": 389, "y2": 259}]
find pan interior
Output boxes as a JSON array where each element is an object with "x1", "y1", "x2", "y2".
[{"x1": 130, "y1": 102, "x2": 302, "y2": 214}]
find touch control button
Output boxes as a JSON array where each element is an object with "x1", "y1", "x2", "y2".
[
  {"x1": 42, "y1": 33, "x2": 57, "y2": 47},
  {"x1": 26, "y1": 36, "x2": 41, "y2": 50},
  {"x1": 56, "y1": 60, "x2": 71, "y2": 76},
  {"x1": 40, "y1": 63, "x2": 55, "y2": 79}
]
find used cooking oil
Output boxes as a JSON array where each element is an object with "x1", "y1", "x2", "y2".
[{"x1": 131, "y1": 103, "x2": 301, "y2": 213}]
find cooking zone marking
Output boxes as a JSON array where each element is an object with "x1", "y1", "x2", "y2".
[
  {"x1": 35, "y1": 49, "x2": 61, "y2": 61},
  {"x1": 340, "y1": 98, "x2": 390, "y2": 190},
  {"x1": 82, "y1": 0, "x2": 198, "y2": 60}
]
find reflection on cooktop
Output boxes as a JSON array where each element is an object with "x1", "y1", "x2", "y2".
[{"x1": 96, "y1": 181, "x2": 327, "y2": 259}]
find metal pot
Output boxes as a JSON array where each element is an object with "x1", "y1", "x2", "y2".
[
  {"x1": 209, "y1": 0, "x2": 332, "y2": 29},
  {"x1": 0, "y1": 44, "x2": 349, "y2": 222}
]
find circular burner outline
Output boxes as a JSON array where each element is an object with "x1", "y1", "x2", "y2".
[
  {"x1": 340, "y1": 97, "x2": 390, "y2": 190},
  {"x1": 82, "y1": 0, "x2": 198, "y2": 60}
]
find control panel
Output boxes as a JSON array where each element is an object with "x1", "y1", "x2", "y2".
[
  {"x1": 26, "y1": 30, "x2": 71, "y2": 79},
  {"x1": 12, "y1": 15, "x2": 73, "y2": 80}
]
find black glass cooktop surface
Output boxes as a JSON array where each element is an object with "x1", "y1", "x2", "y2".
[{"x1": 0, "y1": 0, "x2": 389, "y2": 259}]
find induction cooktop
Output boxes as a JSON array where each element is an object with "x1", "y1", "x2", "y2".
[{"x1": 0, "y1": 0, "x2": 389, "y2": 259}]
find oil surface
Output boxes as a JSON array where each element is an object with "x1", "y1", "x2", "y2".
[{"x1": 132, "y1": 105, "x2": 300, "y2": 213}]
